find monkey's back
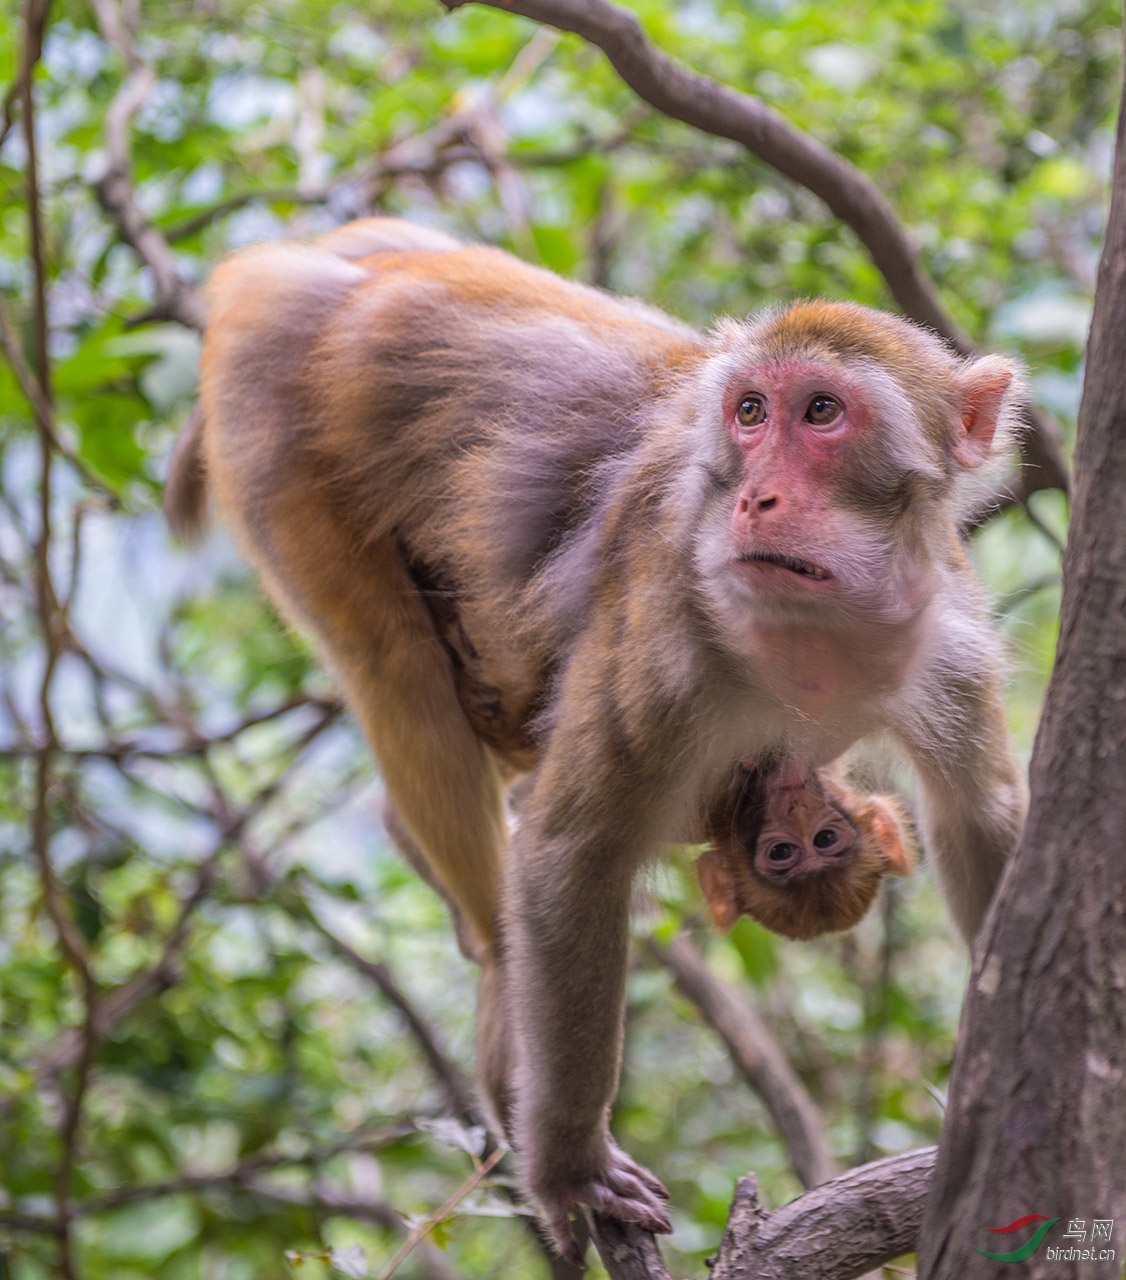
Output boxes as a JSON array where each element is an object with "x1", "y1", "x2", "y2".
[{"x1": 198, "y1": 222, "x2": 706, "y2": 758}]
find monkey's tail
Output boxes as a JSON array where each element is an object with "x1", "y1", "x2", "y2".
[{"x1": 164, "y1": 401, "x2": 209, "y2": 543}]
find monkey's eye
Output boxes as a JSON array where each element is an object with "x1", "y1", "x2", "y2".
[
  {"x1": 805, "y1": 395, "x2": 842, "y2": 427},
  {"x1": 767, "y1": 841, "x2": 798, "y2": 864},
  {"x1": 736, "y1": 395, "x2": 767, "y2": 428},
  {"x1": 812, "y1": 828, "x2": 839, "y2": 849}
]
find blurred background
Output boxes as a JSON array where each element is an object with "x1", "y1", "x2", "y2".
[{"x1": 0, "y1": 0, "x2": 1117, "y2": 1275}]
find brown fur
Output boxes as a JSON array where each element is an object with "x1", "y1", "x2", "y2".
[
  {"x1": 170, "y1": 218, "x2": 1027, "y2": 1261},
  {"x1": 699, "y1": 763, "x2": 915, "y2": 940}
]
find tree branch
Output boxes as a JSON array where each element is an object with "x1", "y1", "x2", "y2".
[
  {"x1": 648, "y1": 932, "x2": 837, "y2": 1190},
  {"x1": 585, "y1": 1213, "x2": 674, "y2": 1280},
  {"x1": 278, "y1": 882, "x2": 479, "y2": 1123},
  {"x1": 442, "y1": 0, "x2": 1069, "y2": 499},
  {"x1": 0, "y1": 292, "x2": 120, "y2": 501},
  {"x1": 711, "y1": 1147, "x2": 936, "y2": 1280},
  {"x1": 90, "y1": 0, "x2": 205, "y2": 330},
  {"x1": 918, "y1": 38, "x2": 1126, "y2": 1280}
]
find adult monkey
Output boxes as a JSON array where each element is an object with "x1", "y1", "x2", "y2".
[{"x1": 167, "y1": 218, "x2": 1027, "y2": 1262}]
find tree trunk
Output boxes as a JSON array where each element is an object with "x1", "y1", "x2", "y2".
[{"x1": 918, "y1": 28, "x2": 1126, "y2": 1280}]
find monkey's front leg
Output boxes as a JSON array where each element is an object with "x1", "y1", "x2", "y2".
[
  {"x1": 893, "y1": 646, "x2": 1028, "y2": 945},
  {"x1": 505, "y1": 724, "x2": 675, "y2": 1261}
]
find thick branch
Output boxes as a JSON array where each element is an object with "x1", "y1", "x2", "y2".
[
  {"x1": 649, "y1": 933, "x2": 836, "y2": 1190},
  {"x1": 711, "y1": 1147, "x2": 937, "y2": 1280},
  {"x1": 442, "y1": 0, "x2": 1068, "y2": 497},
  {"x1": 585, "y1": 1213, "x2": 674, "y2": 1280}
]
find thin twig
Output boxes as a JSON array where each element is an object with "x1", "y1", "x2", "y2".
[
  {"x1": 37, "y1": 706, "x2": 340, "y2": 1084},
  {"x1": 281, "y1": 882, "x2": 479, "y2": 1122},
  {"x1": 80, "y1": 1118, "x2": 416, "y2": 1211},
  {"x1": 90, "y1": 0, "x2": 205, "y2": 330},
  {"x1": 0, "y1": 1210, "x2": 65, "y2": 1235},
  {"x1": 374, "y1": 1144, "x2": 506, "y2": 1280},
  {"x1": 1020, "y1": 499, "x2": 1067, "y2": 554},
  {"x1": 0, "y1": 693, "x2": 342, "y2": 761},
  {"x1": 21, "y1": 13, "x2": 97, "y2": 1274},
  {"x1": 0, "y1": 295, "x2": 120, "y2": 500},
  {"x1": 0, "y1": 0, "x2": 50, "y2": 152}
]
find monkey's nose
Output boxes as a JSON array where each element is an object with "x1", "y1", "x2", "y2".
[{"x1": 738, "y1": 493, "x2": 780, "y2": 516}]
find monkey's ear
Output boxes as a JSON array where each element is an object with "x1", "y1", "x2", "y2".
[
  {"x1": 953, "y1": 356, "x2": 1016, "y2": 469},
  {"x1": 855, "y1": 797, "x2": 916, "y2": 877},
  {"x1": 696, "y1": 848, "x2": 740, "y2": 930}
]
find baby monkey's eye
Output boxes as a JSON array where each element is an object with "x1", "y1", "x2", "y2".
[
  {"x1": 736, "y1": 395, "x2": 767, "y2": 428},
  {"x1": 805, "y1": 395, "x2": 842, "y2": 426},
  {"x1": 767, "y1": 841, "x2": 798, "y2": 863},
  {"x1": 812, "y1": 828, "x2": 839, "y2": 849}
]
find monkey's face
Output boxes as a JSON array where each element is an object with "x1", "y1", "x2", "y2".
[
  {"x1": 753, "y1": 786, "x2": 859, "y2": 884},
  {"x1": 698, "y1": 349, "x2": 935, "y2": 625},
  {"x1": 690, "y1": 302, "x2": 1017, "y2": 636}
]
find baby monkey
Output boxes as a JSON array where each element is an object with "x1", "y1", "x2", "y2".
[{"x1": 699, "y1": 760, "x2": 915, "y2": 939}]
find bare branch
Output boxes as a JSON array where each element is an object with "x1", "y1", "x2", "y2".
[
  {"x1": 711, "y1": 1147, "x2": 936, "y2": 1280},
  {"x1": 0, "y1": 0, "x2": 50, "y2": 151},
  {"x1": 0, "y1": 1210, "x2": 64, "y2": 1235},
  {"x1": 80, "y1": 1118, "x2": 416, "y2": 1211},
  {"x1": 276, "y1": 880, "x2": 479, "y2": 1123},
  {"x1": 19, "y1": 12, "x2": 97, "y2": 1273},
  {"x1": 90, "y1": 0, "x2": 205, "y2": 330},
  {"x1": 0, "y1": 287, "x2": 120, "y2": 502},
  {"x1": 374, "y1": 1144, "x2": 506, "y2": 1280},
  {"x1": 37, "y1": 707, "x2": 340, "y2": 1084},
  {"x1": 442, "y1": 0, "x2": 1069, "y2": 499},
  {"x1": 649, "y1": 932, "x2": 837, "y2": 1190},
  {"x1": 0, "y1": 693, "x2": 342, "y2": 761},
  {"x1": 584, "y1": 1213, "x2": 674, "y2": 1280}
]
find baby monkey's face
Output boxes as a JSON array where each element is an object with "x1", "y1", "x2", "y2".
[
  {"x1": 698, "y1": 761, "x2": 915, "y2": 940},
  {"x1": 752, "y1": 774, "x2": 859, "y2": 882}
]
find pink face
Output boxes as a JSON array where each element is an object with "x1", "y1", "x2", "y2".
[{"x1": 722, "y1": 357, "x2": 876, "y2": 596}]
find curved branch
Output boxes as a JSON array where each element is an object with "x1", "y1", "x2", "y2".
[
  {"x1": 442, "y1": 0, "x2": 1069, "y2": 496},
  {"x1": 282, "y1": 884, "x2": 479, "y2": 1123}
]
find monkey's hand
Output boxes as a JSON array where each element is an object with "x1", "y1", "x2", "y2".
[{"x1": 533, "y1": 1137, "x2": 672, "y2": 1265}]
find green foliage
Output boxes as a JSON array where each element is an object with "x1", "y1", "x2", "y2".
[{"x1": 0, "y1": 0, "x2": 1113, "y2": 1275}]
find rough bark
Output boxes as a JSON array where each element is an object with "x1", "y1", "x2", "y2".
[
  {"x1": 918, "y1": 33, "x2": 1126, "y2": 1280},
  {"x1": 586, "y1": 1213, "x2": 674, "y2": 1280},
  {"x1": 710, "y1": 1147, "x2": 937, "y2": 1280}
]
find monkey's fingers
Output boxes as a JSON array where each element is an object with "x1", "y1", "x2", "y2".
[
  {"x1": 610, "y1": 1150, "x2": 671, "y2": 1202},
  {"x1": 583, "y1": 1178, "x2": 673, "y2": 1234}
]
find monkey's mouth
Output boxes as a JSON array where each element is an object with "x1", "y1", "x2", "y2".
[{"x1": 738, "y1": 551, "x2": 833, "y2": 583}]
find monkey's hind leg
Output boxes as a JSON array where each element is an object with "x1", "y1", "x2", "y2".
[
  {"x1": 382, "y1": 794, "x2": 515, "y2": 1141},
  {"x1": 238, "y1": 507, "x2": 508, "y2": 958}
]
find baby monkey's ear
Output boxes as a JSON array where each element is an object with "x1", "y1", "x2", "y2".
[{"x1": 852, "y1": 795, "x2": 916, "y2": 878}]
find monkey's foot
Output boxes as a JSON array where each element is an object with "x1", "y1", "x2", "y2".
[{"x1": 540, "y1": 1144, "x2": 671, "y2": 1265}]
